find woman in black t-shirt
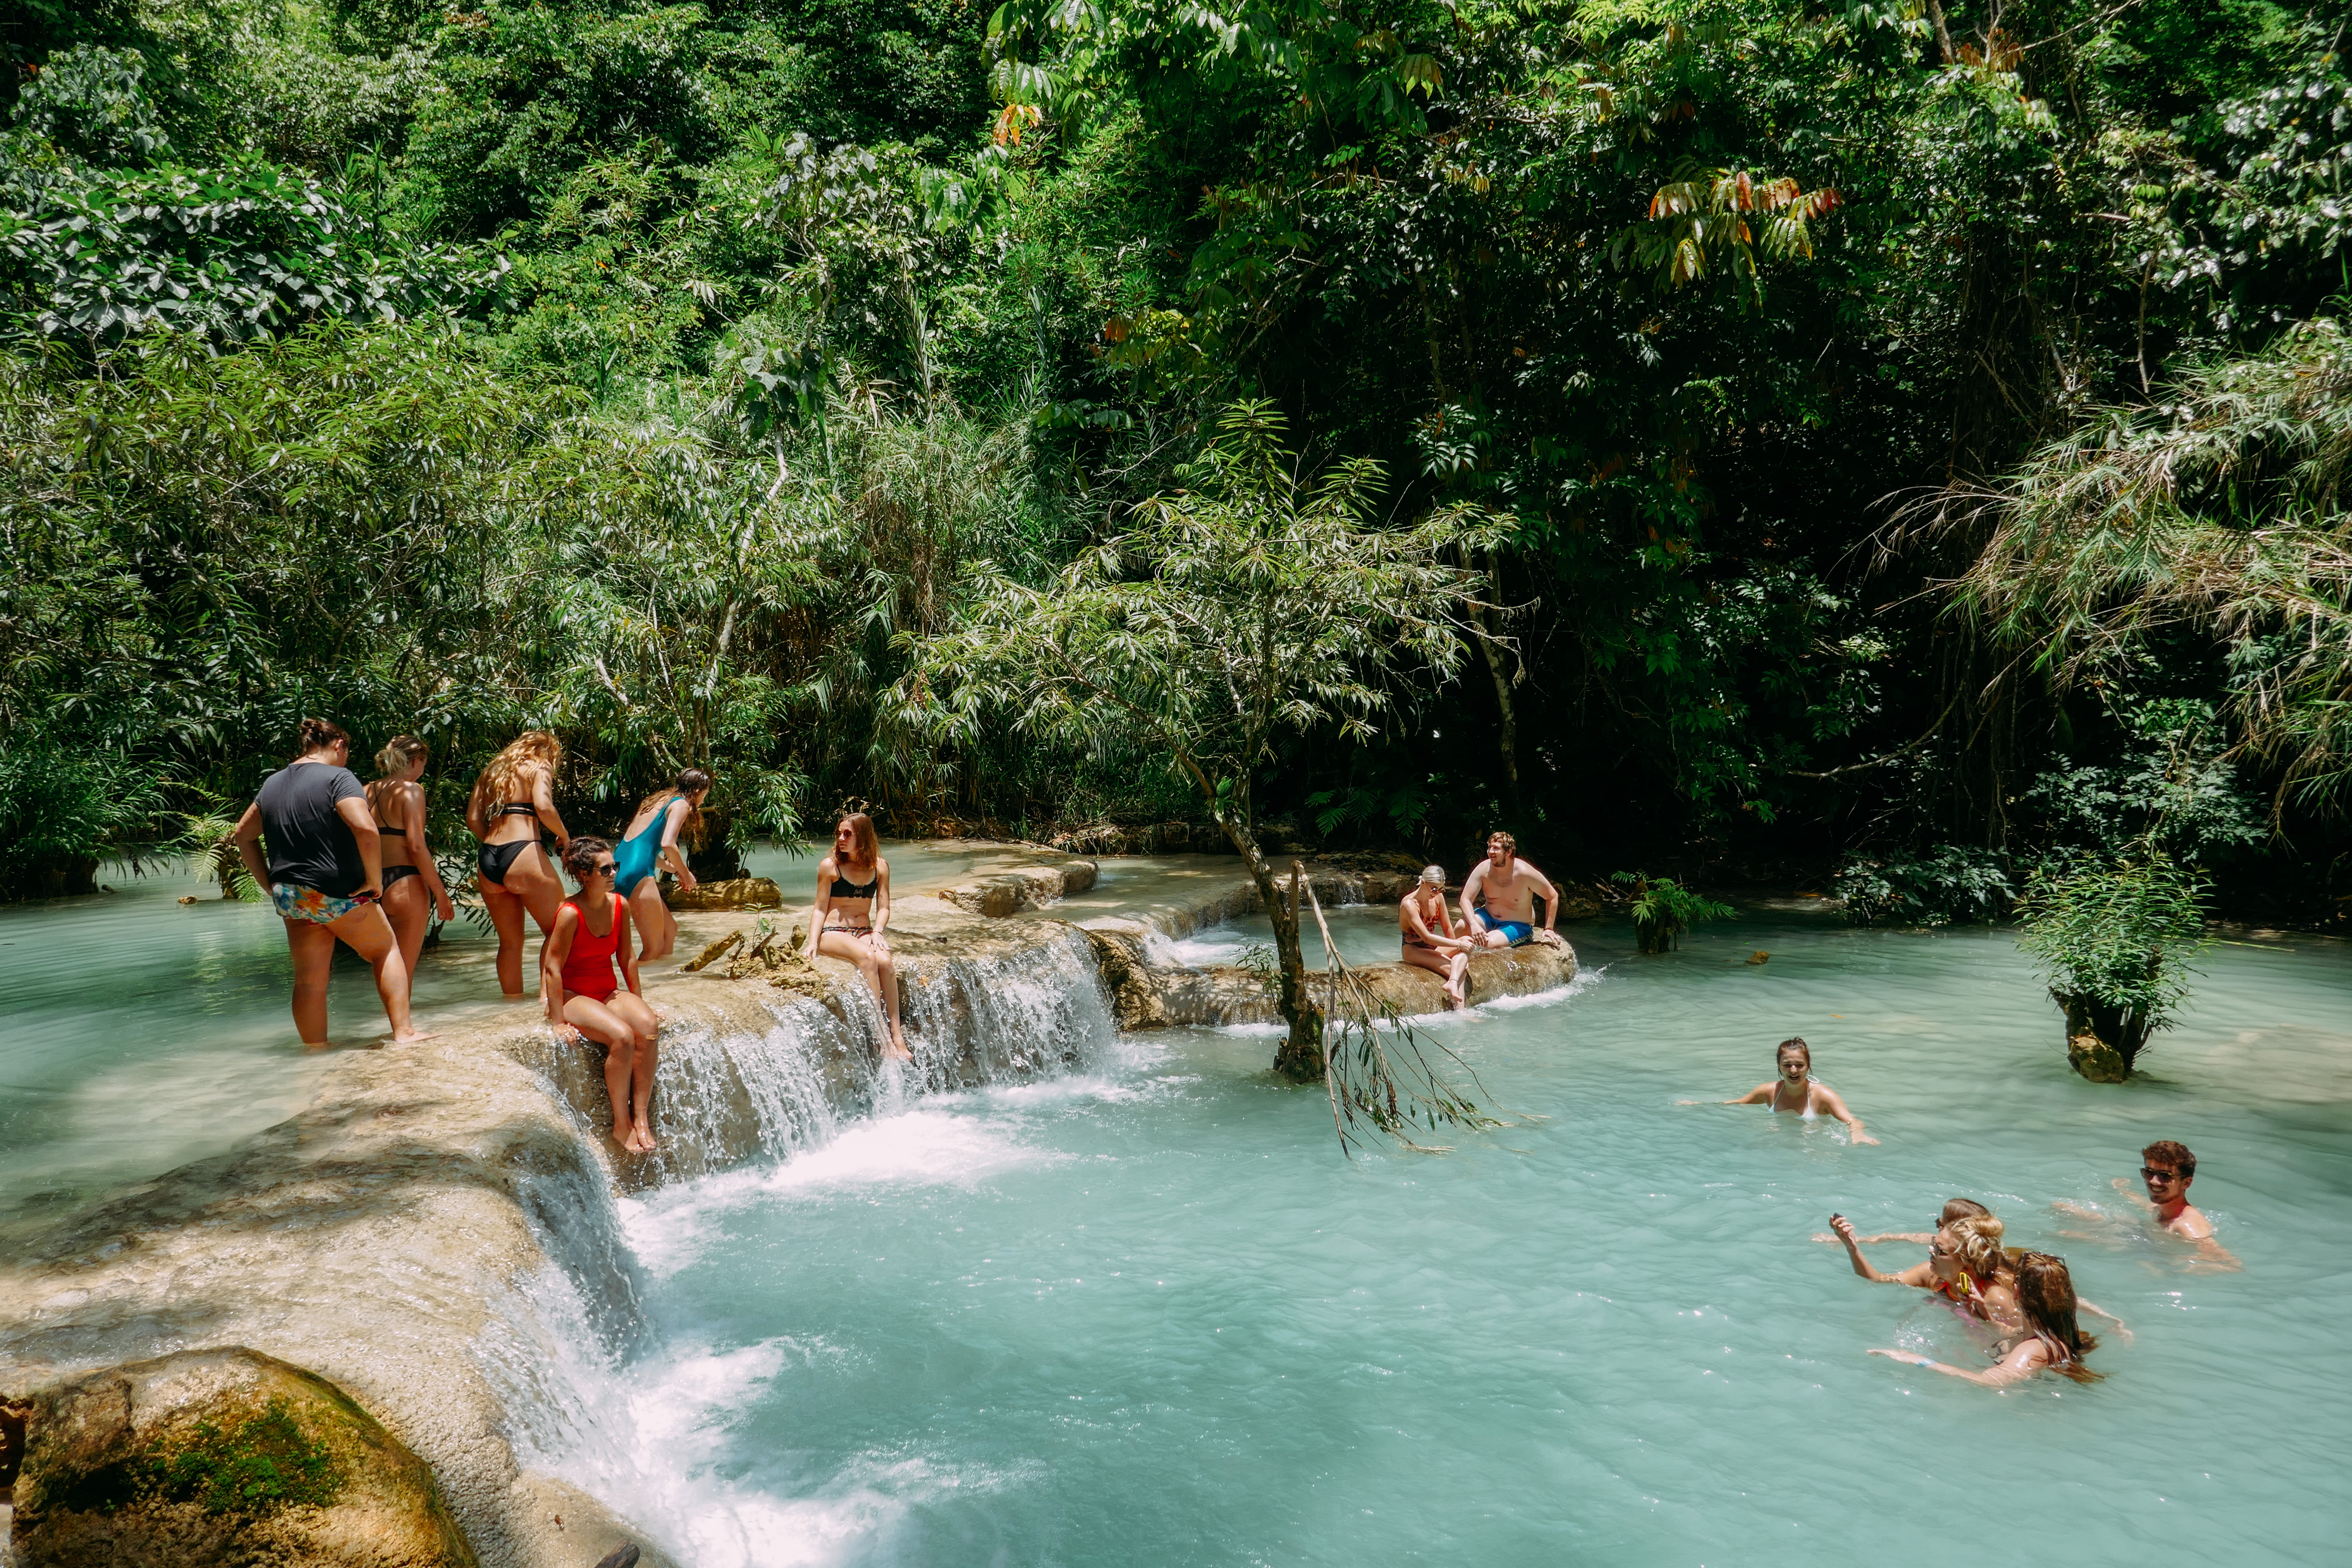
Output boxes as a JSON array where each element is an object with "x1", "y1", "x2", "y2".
[{"x1": 233, "y1": 718, "x2": 430, "y2": 1047}]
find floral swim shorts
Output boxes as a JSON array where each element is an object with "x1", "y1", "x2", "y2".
[{"x1": 271, "y1": 882, "x2": 372, "y2": 924}]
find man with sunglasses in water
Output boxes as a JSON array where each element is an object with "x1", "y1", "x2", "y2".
[
  {"x1": 2062, "y1": 1139, "x2": 2240, "y2": 1270},
  {"x1": 2134, "y1": 1141, "x2": 2215, "y2": 1238}
]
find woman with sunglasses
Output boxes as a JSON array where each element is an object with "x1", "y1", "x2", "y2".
[
  {"x1": 1828, "y1": 1213, "x2": 2022, "y2": 1335},
  {"x1": 802, "y1": 811, "x2": 910, "y2": 1060},
  {"x1": 542, "y1": 836, "x2": 661, "y2": 1154}
]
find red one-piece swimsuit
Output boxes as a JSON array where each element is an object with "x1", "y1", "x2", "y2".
[{"x1": 560, "y1": 893, "x2": 624, "y2": 1002}]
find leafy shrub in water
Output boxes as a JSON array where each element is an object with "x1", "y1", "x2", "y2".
[
  {"x1": 1834, "y1": 845, "x2": 2015, "y2": 927},
  {"x1": 0, "y1": 731, "x2": 166, "y2": 900},
  {"x1": 1612, "y1": 873, "x2": 1733, "y2": 954},
  {"x1": 2015, "y1": 852, "x2": 2210, "y2": 1078}
]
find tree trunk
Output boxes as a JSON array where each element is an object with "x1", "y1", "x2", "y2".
[
  {"x1": 1470, "y1": 597, "x2": 1522, "y2": 821},
  {"x1": 1216, "y1": 816, "x2": 1326, "y2": 1080},
  {"x1": 1924, "y1": 0, "x2": 1956, "y2": 63},
  {"x1": 2055, "y1": 989, "x2": 2151, "y2": 1083}
]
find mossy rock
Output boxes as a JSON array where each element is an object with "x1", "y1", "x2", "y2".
[
  {"x1": 2067, "y1": 1031, "x2": 2133, "y2": 1084},
  {"x1": 11, "y1": 1346, "x2": 476, "y2": 1568}
]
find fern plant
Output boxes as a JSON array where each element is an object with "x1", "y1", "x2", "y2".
[{"x1": 1612, "y1": 872, "x2": 1734, "y2": 955}]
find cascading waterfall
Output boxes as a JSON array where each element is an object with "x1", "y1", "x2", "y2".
[{"x1": 469, "y1": 922, "x2": 1122, "y2": 1562}]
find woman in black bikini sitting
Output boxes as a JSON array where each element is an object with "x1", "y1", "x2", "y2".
[
  {"x1": 366, "y1": 735, "x2": 457, "y2": 990},
  {"x1": 802, "y1": 811, "x2": 910, "y2": 1060},
  {"x1": 466, "y1": 730, "x2": 572, "y2": 998}
]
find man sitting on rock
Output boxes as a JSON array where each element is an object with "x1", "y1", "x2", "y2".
[{"x1": 1458, "y1": 832, "x2": 1566, "y2": 949}]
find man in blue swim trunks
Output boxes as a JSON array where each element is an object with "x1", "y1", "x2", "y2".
[{"x1": 1458, "y1": 831, "x2": 1566, "y2": 950}]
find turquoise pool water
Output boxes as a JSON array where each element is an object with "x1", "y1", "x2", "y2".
[{"x1": 577, "y1": 905, "x2": 2352, "y2": 1565}]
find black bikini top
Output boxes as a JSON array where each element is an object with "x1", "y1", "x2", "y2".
[
  {"x1": 829, "y1": 868, "x2": 878, "y2": 901},
  {"x1": 497, "y1": 801, "x2": 539, "y2": 818}
]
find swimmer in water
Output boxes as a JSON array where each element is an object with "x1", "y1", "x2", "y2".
[
  {"x1": 2054, "y1": 1138, "x2": 2240, "y2": 1272},
  {"x1": 1829, "y1": 1213, "x2": 2023, "y2": 1335},
  {"x1": 1870, "y1": 1251, "x2": 2103, "y2": 1386},
  {"x1": 1681, "y1": 1038, "x2": 1877, "y2": 1144},
  {"x1": 1816, "y1": 1200, "x2": 2131, "y2": 1338}
]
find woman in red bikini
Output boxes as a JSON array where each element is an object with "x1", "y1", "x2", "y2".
[
  {"x1": 1828, "y1": 1212, "x2": 2022, "y2": 1335},
  {"x1": 541, "y1": 836, "x2": 662, "y2": 1153}
]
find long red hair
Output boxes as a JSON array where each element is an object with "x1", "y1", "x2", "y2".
[{"x1": 835, "y1": 812, "x2": 878, "y2": 870}]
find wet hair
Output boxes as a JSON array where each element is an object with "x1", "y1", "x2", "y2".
[
  {"x1": 1939, "y1": 1197, "x2": 1993, "y2": 1226},
  {"x1": 562, "y1": 836, "x2": 613, "y2": 882},
  {"x1": 474, "y1": 731, "x2": 563, "y2": 816},
  {"x1": 634, "y1": 768, "x2": 713, "y2": 848},
  {"x1": 1419, "y1": 864, "x2": 1447, "y2": 886},
  {"x1": 295, "y1": 717, "x2": 351, "y2": 756},
  {"x1": 375, "y1": 734, "x2": 429, "y2": 778},
  {"x1": 835, "y1": 811, "x2": 879, "y2": 868},
  {"x1": 1941, "y1": 1214, "x2": 2007, "y2": 1280},
  {"x1": 2142, "y1": 1139, "x2": 2196, "y2": 1180},
  {"x1": 1775, "y1": 1038, "x2": 1812, "y2": 1069},
  {"x1": 1486, "y1": 830, "x2": 1517, "y2": 855},
  {"x1": 2013, "y1": 1252, "x2": 2103, "y2": 1382}
]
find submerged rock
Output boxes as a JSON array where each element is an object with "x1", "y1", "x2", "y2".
[
  {"x1": 666, "y1": 876, "x2": 782, "y2": 911},
  {"x1": 2067, "y1": 1032, "x2": 2132, "y2": 1083},
  {"x1": 10, "y1": 1345, "x2": 475, "y2": 1568}
]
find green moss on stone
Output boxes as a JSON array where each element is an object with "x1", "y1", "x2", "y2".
[{"x1": 148, "y1": 1398, "x2": 343, "y2": 1516}]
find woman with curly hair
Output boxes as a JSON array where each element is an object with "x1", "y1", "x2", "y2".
[
  {"x1": 1828, "y1": 1212, "x2": 2022, "y2": 1335},
  {"x1": 467, "y1": 730, "x2": 571, "y2": 998}
]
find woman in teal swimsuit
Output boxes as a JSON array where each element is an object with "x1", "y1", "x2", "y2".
[{"x1": 612, "y1": 769, "x2": 710, "y2": 963}]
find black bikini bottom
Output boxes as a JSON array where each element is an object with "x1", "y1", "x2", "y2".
[
  {"x1": 383, "y1": 864, "x2": 420, "y2": 888},
  {"x1": 478, "y1": 839, "x2": 536, "y2": 888}
]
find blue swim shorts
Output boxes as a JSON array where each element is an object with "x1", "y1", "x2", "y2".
[{"x1": 1476, "y1": 914, "x2": 1535, "y2": 946}]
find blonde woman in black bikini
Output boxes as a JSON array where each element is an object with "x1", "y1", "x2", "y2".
[
  {"x1": 801, "y1": 811, "x2": 910, "y2": 1060},
  {"x1": 366, "y1": 735, "x2": 457, "y2": 990},
  {"x1": 1400, "y1": 865, "x2": 1477, "y2": 1008},
  {"x1": 1681, "y1": 1037, "x2": 1877, "y2": 1143},
  {"x1": 467, "y1": 730, "x2": 571, "y2": 998}
]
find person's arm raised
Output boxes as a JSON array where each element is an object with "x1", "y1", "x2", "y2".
[
  {"x1": 1830, "y1": 1215, "x2": 1913, "y2": 1283},
  {"x1": 334, "y1": 794, "x2": 384, "y2": 899}
]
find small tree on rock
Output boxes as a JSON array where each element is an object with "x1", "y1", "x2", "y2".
[
  {"x1": 2015, "y1": 852, "x2": 2210, "y2": 1081},
  {"x1": 896, "y1": 400, "x2": 1507, "y2": 1080}
]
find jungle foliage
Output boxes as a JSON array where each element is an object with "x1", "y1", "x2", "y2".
[{"x1": 1, "y1": 0, "x2": 2349, "y2": 928}]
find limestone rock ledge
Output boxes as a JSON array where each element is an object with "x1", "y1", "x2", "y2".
[
  {"x1": 10, "y1": 1346, "x2": 474, "y2": 1568},
  {"x1": 1139, "y1": 942, "x2": 1577, "y2": 1027},
  {"x1": 933, "y1": 860, "x2": 1098, "y2": 918}
]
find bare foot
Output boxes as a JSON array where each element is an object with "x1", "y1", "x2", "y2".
[
  {"x1": 885, "y1": 1036, "x2": 913, "y2": 1062},
  {"x1": 630, "y1": 1126, "x2": 658, "y2": 1153},
  {"x1": 611, "y1": 1123, "x2": 637, "y2": 1152},
  {"x1": 391, "y1": 1029, "x2": 437, "y2": 1044}
]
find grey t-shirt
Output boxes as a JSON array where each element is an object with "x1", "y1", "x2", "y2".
[{"x1": 255, "y1": 761, "x2": 367, "y2": 896}]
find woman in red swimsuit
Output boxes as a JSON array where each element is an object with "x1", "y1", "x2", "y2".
[{"x1": 541, "y1": 836, "x2": 662, "y2": 1153}]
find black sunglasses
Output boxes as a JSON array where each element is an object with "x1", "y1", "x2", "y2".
[
  {"x1": 591, "y1": 860, "x2": 616, "y2": 875},
  {"x1": 2139, "y1": 1167, "x2": 2182, "y2": 1182}
]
